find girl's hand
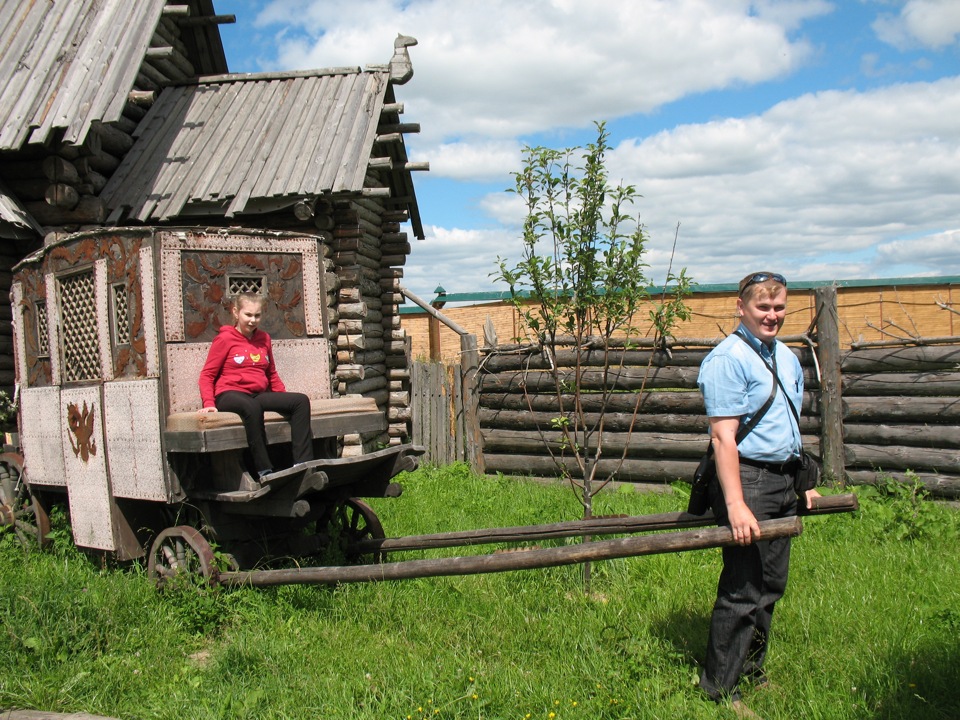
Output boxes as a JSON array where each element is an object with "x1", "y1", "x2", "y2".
[{"x1": 198, "y1": 407, "x2": 218, "y2": 414}]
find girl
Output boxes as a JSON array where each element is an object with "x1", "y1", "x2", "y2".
[{"x1": 198, "y1": 293, "x2": 312, "y2": 480}]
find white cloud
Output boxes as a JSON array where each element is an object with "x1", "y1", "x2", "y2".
[
  {"x1": 424, "y1": 140, "x2": 522, "y2": 181},
  {"x1": 249, "y1": 0, "x2": 821, "y2": 144},
  {"x1": 603, "y1": 77, "x2": 960, "y2": 285},
  {"x1": 873, "y1": 0, "x2": 960, "y2": 51},
  {"x1": 403, "y1": 225, "x2": 524, "y2": 295}
]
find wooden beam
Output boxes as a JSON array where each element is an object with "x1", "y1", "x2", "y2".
[
  {"x1": 378, "y1": 123, "x2": 420, "y2": 134},
  {"x1": 217, "y1": 517, "x2": 804, "y2": 587},
  {"x1": 178, "y1": 14, "x2": 237, "y2": 26}
]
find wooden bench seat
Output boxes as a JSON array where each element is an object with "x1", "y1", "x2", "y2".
[{"x1": 164, "y1": 397, "x2": 386, "y2": 453}]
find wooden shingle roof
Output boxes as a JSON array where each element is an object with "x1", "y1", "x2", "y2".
[
  {"x1": 101, "y1": 66, "x2": 423, "y2": 234},
  {"x1": 0, "y1": 0, "x2": 229, "y2": 152},
  {"x1": 0, "y1": 0, "x2": 166, "y2": 151}
]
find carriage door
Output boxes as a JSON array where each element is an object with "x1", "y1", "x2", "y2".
[{"x1": 55, "y1": 266, "x2": 115, "y2": 552}]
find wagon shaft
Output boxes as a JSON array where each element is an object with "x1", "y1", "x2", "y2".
[
  {"x1": 351, "y1": 493, "x2": 858, "y2": 555},
  {"x1": 217, "y1": 516, "x2": 803, "y2": 588}
]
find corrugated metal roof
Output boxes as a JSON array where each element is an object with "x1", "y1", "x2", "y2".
[
  {"x1": 0, "y1": 0, "x2": 167, "y2": 151},
  {"x1": 101, "y1": 68, "x2": 393, "y2": 222},
  {"x1": 398, "y1": 276, "x2": 960, "y2": 312}
]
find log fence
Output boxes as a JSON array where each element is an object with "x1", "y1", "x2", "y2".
[{"x1": 410, "y1": 287, "x2": 960, "y2": 498}]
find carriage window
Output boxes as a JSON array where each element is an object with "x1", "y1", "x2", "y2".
[
  {"x1": 228, "y1": 275, "x2": 265, "y2": 297},
  {"x1": 35, "y1": 302, "x2": 50, "y2": 358},
  {"x1": 58, "y1": 272, "x2": 101, "y2": 382},
  {"x1": 112, "y1": 283, "x2": 130, "y2": 346}
]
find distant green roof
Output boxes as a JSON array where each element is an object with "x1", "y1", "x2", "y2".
[{"x1": 399, "y1": 275, "x2": 960, "y2": 314}]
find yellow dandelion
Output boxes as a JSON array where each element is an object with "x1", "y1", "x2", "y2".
[
  {"x1": 472, "y1": 694, "x2": 479, "y2": 700},
  {"x1": 549, "y1": 713, "x2": 556, "y2": 719}
]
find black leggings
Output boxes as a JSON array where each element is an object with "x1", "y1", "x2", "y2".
[{"x1": 215, "y1": 390, "x2": 313, "y2": 473}]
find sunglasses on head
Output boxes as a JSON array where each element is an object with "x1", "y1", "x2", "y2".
[{"x1": 738, "y1": 272, "x2": 787, "y2": 296}]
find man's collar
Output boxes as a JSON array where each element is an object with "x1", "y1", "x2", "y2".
[{"x1": 735, "y1": 324, "x2": 776, "y2": 354}]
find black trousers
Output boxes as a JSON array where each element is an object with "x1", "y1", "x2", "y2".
[
  {"x1": 215, "y1": 390, "x2": 313, "y2": 473},
  {"x1": 699, "y1": 464, "x2": 798, "y2": 701}
]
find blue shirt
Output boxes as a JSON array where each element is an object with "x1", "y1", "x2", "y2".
[{"x1": 697, "y1": 325, "x2": 804, "y2": 463}]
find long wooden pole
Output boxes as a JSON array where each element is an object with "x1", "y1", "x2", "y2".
[
  {"x1": 217, "y1": 517, "x2": 802, "y2": 587},
  {"x1": 351, "y1": 493, "x2": 857, "y2": 554}
]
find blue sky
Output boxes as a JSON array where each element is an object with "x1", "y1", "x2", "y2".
[{"x1": 216, "y1": 0, "x2": 960, "y2": 299}]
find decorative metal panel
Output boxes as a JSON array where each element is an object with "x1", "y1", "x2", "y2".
[
  {"x1": 96, "y1": 260, "x2": 114, "y2": 382},
  {"x1": 11, "y1": 269, "x2": 52, "y2": 387},
  {"x1": 46, "y1": 273, "x2": 61, "y2": 385},
  {"x1": 159, "y1": 231, "x2": 324, "y2": 342},
  {"x1": 10, "y1": 282, "x2": 28, "y2": 388},
  {"x1": 164, "y1": 343, "x2": 212, "y2": 414},
  {"x1": 181, "y1": 250, "x2": 306, "y2": 341},
  {"x1": 112, "y1": 283, "x2": 131, "y2": 346},
  {"x1": 272, "y1": 338, "x2": 332, "y2": 402},
  {"x1": 139, "y1": 247, "x2": 160, "y2": 377},
  {"x1": 60, "y1": 386, "x2": 114, "y2": 551},
  {"x1": 161, "y1": 237, "x2": 186, "y2": 341},
  {"x1": 19, "y1": 387, "x2": 66, "y2": 487},
  {"x1": 104, "y1": 380, "x2": 167, "y2": 501},
  {"x1": 44, "y1": 231, "x2": 150, "y2": 379},
  {"x1": 302, "y1": 245, "x2": 324, "y2": 336},
  {"x1": 35, "y1": 302, "x2": 49, "y2": 358},
  {"x1": 58, "y1": 271, "x2": 100, "y2": 383}
]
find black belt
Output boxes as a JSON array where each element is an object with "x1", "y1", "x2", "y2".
[{"x1": 739, "y1": 456, "x2": 799, "y2": 474}]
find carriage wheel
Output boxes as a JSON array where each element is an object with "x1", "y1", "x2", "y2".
[
  {"x1": 147, "y1": 526, "x2": 217, "y2": 589},
  {"x1": 335, "y1": 498, "x2": 385, "y2": 563},
  {"x1": 0, "y1": 452, "x2": 50, "y2": 549}
]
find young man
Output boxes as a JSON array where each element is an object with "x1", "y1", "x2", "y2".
[{"x1": 697, "y1": 272, "x2": 820, "y2": 716}]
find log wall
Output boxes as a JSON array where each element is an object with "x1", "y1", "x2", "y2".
[{"x1": 473, "y1": 329, "x2": 960, "y2": 499}]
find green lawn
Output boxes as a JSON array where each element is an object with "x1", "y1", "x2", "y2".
[{"x1": 1, "y1": 464, "x2": 958, "y2": 719}]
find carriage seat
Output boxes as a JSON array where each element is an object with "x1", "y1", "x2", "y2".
[{"x1": 163, "y1": 397, "x2": 386, "y2": 453}]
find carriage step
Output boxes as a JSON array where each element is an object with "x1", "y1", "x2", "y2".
[{"x1": 189, "y1": 485, "x2": 272, "y2": 503}]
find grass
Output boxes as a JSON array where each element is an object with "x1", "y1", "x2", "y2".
[{"x1": 1, "y1": 463, "x2": 958, "y2": 719}]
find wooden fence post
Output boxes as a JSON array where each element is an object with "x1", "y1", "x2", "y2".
[
  {"x1": 460, "y1": 333, "x2": 484, "y2": 473},
  {"x1": 815, "y1": 285, "x2": 846, "y2": 486}
]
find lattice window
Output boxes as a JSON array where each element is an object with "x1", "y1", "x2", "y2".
[
  {"x1": 58, "y1": 272, "x2": 101, "y2": 382},
  {"x1": 228, "y1": 275, "x2": 265, "y2": 298},
  {"x1": 112, "y1": 283, "x2": 130, "y2": 346},
  {"x1": 35, "y1": 302, "x2": 49, "y2": 358}
]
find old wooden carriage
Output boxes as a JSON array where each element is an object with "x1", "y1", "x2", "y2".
[{"x1": 6, "y1": 225, "x2": 424, "y2": 578}]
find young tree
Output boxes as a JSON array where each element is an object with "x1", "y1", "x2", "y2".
[{"x1": 494, "y1": 122, "x2": 691, "y2": 588}]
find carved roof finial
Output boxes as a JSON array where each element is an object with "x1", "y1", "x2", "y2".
[{"x1": 390, "y1": 34, "x2": 417, "y2": 84}]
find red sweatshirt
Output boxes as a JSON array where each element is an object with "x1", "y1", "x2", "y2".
[{"x1": 198, "y1": 325, "x2": 285, "y2": 408}]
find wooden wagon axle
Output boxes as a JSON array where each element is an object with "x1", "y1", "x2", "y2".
[{"x1": 213, "y1": 494, "x2": 857, "y2": 588}]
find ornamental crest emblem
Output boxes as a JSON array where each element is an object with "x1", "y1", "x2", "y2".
[{"x1": 67, "y1": 401, "x2": 98, "y2": 462}]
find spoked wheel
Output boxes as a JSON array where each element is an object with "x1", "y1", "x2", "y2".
[
  {"x1": 0, "y1": 452, "x2": 50, "y2": 549},
  {"x1": 335, "y1": 498, "x2": 385, "y2": 563},
  {"x1": 147, "y1": 526, "x2": 217, "y2": 589}
]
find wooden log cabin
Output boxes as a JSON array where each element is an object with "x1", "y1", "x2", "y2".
[{"x1": 0, "y1": 0, "x2": 427, "y2": 453}]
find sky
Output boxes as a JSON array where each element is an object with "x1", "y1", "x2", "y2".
[{"x1": 215, "y1": 0, "x2": 960, "y2": 300}]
